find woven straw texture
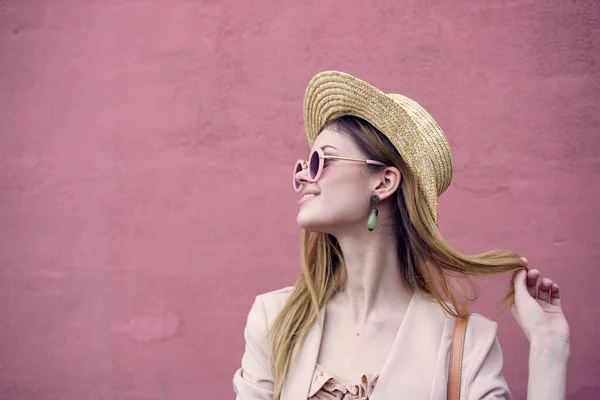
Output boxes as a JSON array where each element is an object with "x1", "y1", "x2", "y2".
[{"x1": 303, "y1": 71, "x2": 453, "y2": 226}]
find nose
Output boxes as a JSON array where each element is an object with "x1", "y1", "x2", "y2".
[{"x1": 294, "y1": 160, "x2": 310, "y2": 191}]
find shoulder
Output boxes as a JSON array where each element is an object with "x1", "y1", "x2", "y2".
[
  {"x1": 414, "y1": 294, "x2": 498, "y2": 333},
  {"x1": 460, "y1": 315, "x2": 511, "y2": 397},
  {"x1": 436, "y1": 308, "x2": 507, "y2": 392},
  {"x1": 247, "y1": 286, "x2": 295, "y2": 328},
  {"x1": 240, "y1": 286, "x2": 294, "y2": 355},
  {"x1": 255, "y1": 286, "x2": 294, "y2": 309},
  {"x1": 417, "y1": 294, "x2": 499, "y2": 335},
  {"x1": 465, "y1": 313, "x2": 498, "y2": 335},
  {"x1": 463, "y1": 313, "x2": 499, "y2": 349},
  {"x1": 415, "y1": 294, "x2": 500, "y2": 353},
  {"x1": 460, "y1": 313, "x2": 505, "y2": 378},
  {"x1": 462, "y1": 312, "x2": 500, "y2": 353},
  {"x1": 256, "y1": 285, "x2": 295, "y2": 302}
]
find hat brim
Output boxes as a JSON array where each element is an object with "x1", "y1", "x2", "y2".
[{"x1": 302, "y1": 71, "x2": 439, "y2": 225}]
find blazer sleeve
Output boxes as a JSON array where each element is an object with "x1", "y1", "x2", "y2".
[
  {"x1": 233, "y1": 295, "x2": 274, "y2": 400},
  {"x1": 462, "y1": 318, "x2": 513, "y2": 400}
]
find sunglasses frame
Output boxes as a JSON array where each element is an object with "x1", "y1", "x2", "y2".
[{"x1": 293, "y1": 147, "x2": 388, "y2": 192}]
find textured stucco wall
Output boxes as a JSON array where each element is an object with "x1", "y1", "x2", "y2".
[{"x1": 1, "y1": 0, "x2": 599, "y2": 399}]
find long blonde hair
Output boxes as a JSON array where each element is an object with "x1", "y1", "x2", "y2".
[{"x1": 269, "y1": 115, "x2": 526, "y2": 399}]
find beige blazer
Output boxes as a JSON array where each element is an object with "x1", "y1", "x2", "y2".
[{"x1": 233, "y1": 287, "x2": 512, "y2": 400}]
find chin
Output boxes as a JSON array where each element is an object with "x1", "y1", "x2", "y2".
[
  {"x1": 297, "y1": 214, "x2": 324, "y2": 232},
  {"x1": 296, "y1": 207, "x2": 331, "y2": 233},
  {"x1": 297, "y1": 205, "x2": 366, "y2": 235}
]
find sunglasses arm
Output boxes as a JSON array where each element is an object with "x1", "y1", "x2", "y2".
[{"x1": 323, "y1": 155, "x2": 387, "y2": 166}]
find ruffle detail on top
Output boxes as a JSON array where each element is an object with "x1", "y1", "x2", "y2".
[{"x1": 307, "y1": 363, "x2": 379, "y2": 400}]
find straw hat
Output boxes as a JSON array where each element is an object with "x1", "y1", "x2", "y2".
[{"x1": 303, "y1": 71, "x2": 453, "y2": 226}]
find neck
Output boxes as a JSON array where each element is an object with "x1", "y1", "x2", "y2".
[{"x1": 328, "y1": 208, "x2": 414, "y2": 326}]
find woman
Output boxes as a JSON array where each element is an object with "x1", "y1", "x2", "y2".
[{"x1": 233, "y1": 71, "x2": 570, "y2": 400}]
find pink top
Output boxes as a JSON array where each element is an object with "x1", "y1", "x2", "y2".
[{"x1": 307, "y1": 364, "x2": 379, "y2": 400}]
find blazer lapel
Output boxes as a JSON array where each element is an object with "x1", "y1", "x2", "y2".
[
  {"x1": 371, "y1": 293, "x2": 447, "y2": 400},
  {"x1": 280, "y1": 307, "x2": 325, "y2": 400}
]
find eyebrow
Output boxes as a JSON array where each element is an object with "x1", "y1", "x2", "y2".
[{"x1": 320, "y1": 145, "x2": 338, "y2": 151}]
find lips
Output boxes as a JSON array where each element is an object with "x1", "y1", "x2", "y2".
[{"x1": 298, "y1": 193, "x2": 319, "y2": 206}]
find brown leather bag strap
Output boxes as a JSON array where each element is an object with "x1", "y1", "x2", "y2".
[{"x1": 448, "y1": 315, "x2": 469, "y2": 400}]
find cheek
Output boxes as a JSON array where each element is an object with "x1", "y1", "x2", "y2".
[
  {"x1": 323, "y1": 167, "x2": 367, "y2": 195},
  {"x1": 296, "y1": 172, "x2": 370, "y2": 230},
  {"x1": 320, "y1": 175, "x2": 369, "y2": 214}
]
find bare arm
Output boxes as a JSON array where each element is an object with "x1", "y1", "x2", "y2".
[{"x1": 512, "y1": 258, "x2": 570, "y2": 400}]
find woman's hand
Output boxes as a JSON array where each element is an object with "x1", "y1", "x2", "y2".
[
  {"x1": 511, "y1": 257, "x2": 570, "y2": 345},
  {"x1": 513, "y1": 259, "x2": 570, "y2": 399}
]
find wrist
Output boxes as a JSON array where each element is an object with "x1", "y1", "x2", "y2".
[{"x1": 530, "y1": 334, "x2": 570, "y2": 361}]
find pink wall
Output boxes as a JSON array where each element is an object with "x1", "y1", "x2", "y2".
[{"x1": 1, "y1": 0, "x2": 598, "y2": 398}]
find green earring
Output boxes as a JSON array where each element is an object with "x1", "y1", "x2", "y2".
[{"x1": 367, "y1": 195, "x2": 380, "y2": 231}]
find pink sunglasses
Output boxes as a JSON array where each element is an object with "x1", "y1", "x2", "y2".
[{"x1": 293, "y1": 147, "x2": 388, "y2": 192}]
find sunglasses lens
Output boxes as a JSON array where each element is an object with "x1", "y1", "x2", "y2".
[{"x1": 309, "y1": 151, "x2": 320, "y2": 179}]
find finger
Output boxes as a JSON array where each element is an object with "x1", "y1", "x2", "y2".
[
  {"x1": 526, "y1": 269, "x2": 540, "y2": 298},
  {"x1": 520, "y1": 256, "x2": 528, "y2": 264},
  {"x1": 510, "y1": 304, "x2": 519, "y2": 323},
  {"x1": 550, "y1": 283, "x2": 562, "y2": 307},
  {"x1": 513, "y1": 269, "x2": 529, "y2": 303},
  {"x1": 538, "y1": 278, "x2": 553, "y2": 303}
]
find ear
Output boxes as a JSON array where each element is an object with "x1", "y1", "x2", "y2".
[{"x1": 372, "y1": 167, "x2": 402, "y2": 201}]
